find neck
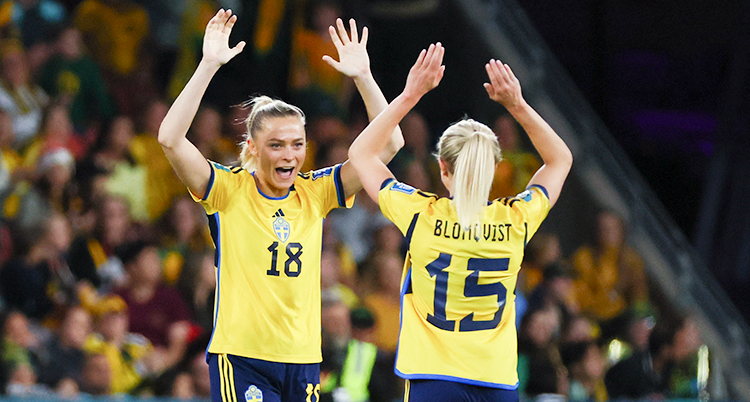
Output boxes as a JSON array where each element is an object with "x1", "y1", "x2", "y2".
[{"x1": 253, "y1": 173, "x2": 289, "y2": 198}]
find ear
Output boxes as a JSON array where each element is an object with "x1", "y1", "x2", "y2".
[
  {"x1": 437, "y1": 158, "x2": 449, "y2": 178},
  {"x1": 247, "y1": 138, "x2": 258, "y2": 157}
]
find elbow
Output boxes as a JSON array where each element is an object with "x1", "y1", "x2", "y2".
[
  {"x1": 562, "y1": 147, "x2": 574, "y2": 171},
  {"x1": 392, "y1": 130, "x2": 406, "y2": 152},
  {"x1": 157, "y1": 126, "x2": 174, "y2": 150}
]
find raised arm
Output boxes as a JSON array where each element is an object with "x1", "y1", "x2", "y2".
[
  {"x1": 158, "y1": 9, "x2": 245, "y2": 197},
  {"x1": 322, "y1": 18, "x2": 405, "y2": 198},
  {"x1": 348, "y1": 43, "x2": 445, "y2": 204},
  {"x1": 483, "y1": 59, "x2": 572, "y2": 207}
]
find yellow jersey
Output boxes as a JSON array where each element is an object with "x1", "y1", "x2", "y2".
[
  {"x1": 194, "y1": 161, "x2": 351, "y2": 363},
  {"x1": 378, "y1": 179, "x2": 550, "y2": 388}
]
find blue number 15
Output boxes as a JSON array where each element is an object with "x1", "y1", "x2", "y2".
[{"x1": 425, "y1": 253, "x2": 509, "y2": 332}]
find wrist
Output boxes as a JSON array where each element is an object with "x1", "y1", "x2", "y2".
[
  {"x1": 352, "y1": 70, "x2": 375, "y2": 86},
  {"x1": 197, "y1": 58, "x2": 222, "y2": 73},
  {"x1": 505, "y1": 99, "x2": 529, "y2": 116}
]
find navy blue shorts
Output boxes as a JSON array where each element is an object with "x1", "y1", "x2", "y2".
[
  {"x1": 208, "y1": 353, "x2": 321, "y2": 402},
  {"x1": 404, "y1": 379, "x2": 519, "y2": 402}
]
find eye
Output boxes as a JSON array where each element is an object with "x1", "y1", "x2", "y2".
[
  {"x1": 293, "y1": 142, "x2": 305, "y2": 149},
  {"x1": 270, "y1": 143, "x2": 281, "y2": 149}
]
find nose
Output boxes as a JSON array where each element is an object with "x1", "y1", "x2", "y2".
[{"x1": 282, "y1": 145, "x2": 295, "y2": 161}]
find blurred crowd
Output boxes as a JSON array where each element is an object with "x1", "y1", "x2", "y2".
[{"x1": 0, "y1": 0, "x2": 712, "y2": 401}]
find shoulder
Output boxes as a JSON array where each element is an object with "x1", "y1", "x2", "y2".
[{"x1": 380, "y1": 178, "x2": 438, "y2": 200}]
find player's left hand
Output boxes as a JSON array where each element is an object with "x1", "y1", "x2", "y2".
[
  {"x1": 323, "y1": 18, "x2": 370, "y2": 79},
  {"x1": 403, "y1": 42, "x2": 445, "y2": 100},
  {"x1": 484, "y1": 59, "x2": 524, "y2": 109}
]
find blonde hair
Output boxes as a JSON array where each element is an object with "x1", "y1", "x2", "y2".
[
  {"x1": 238, "y1": 96, "x2": 306, "y2": 171},
  {"x1": 436, "y1": 119, "x2": 502, "y2": 229}
]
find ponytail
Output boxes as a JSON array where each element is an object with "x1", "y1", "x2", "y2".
[
  {"x1": 436, "y1": 119, "x2": 502, "y2": 229},
  {"x1": 238, "y1": 96, "x2": 306, "y2": 171}
]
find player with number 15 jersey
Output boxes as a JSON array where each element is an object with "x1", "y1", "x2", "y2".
[
  {"x1": 380, "y1": 180, "x2": 549, "y2": 388},
  {"x1": 347, "y1": 42, "x2": 571, "y2": 401}
]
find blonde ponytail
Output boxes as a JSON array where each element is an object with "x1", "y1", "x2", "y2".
[
  {"x1": 436, "y1": 119, "x2": 502, "y2": 229},
  {"x1": 237, "y1": 96, "x2": 306, "y2": 171}
]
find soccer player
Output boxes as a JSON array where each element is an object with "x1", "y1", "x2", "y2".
[
  {"x1": 158, "y1": 9, "x2": 403, "y2": 402},
  {"x1": 347, "y1": 43, "x2": 573, "y2": 401}
]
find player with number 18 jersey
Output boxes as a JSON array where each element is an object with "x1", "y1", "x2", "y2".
[
  {"x1": 379, "y1": 179, "x2": 550, "y2": 389},
  {"x1": 192, "y1": 161, "x2": 352, "y2": 364}
]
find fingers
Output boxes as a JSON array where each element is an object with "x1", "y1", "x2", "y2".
[
  {"x1": 322, "y1": 55, "x2": 339, "y2": 69},
  {"x1": 349, "y1": 18, "x2": 358, "y2": 44},
  {"x1": 336, "y1": 18, "x2": 350, "y2": 45},
  {"x1": 429, "y1": 43, "x2": 444, "y2": 70},
  {"x1": 328, "y1": 25, "x2": 343, "y2": 49},
  {"x1": 223, "y1": 13, "x2": 237, "y2": 34},
  {"x1": 232, "y1": 40, "x2": 246, "y2": 57},
  {"x1": 208, "y1": 9, "x2": 238, "y2": 34},
  {"x1": 361, "y1": 26, "x2": 368, "y2": 47},
  {"x1": 483, "y1": 82, "x2": 496, "y2": 98},
  {"x1": 413, "y1": 48, "x2": 427, "y2": 70}
]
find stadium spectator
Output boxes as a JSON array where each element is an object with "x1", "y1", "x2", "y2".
[
  {"x1": 560, "y1": 340, "x2": 608, "y2": 402},
  {"x1": 7, "y1": 146, "x2": 77, "y2": 247},
  {"x1": 175, "y1": 249, "x2": 215, "y2": 335},
  {"x1": 83, "y1": 294, "x2": 154, "y2": 394},
  {"x1": 604, "y1": 313, "x2": 703, "y2": 399},
  {"x1": 0, "y1": 38, "x2": 48, "y2": 150},
  {"x1": 8, "y1": 0, "x2": 66, "y2": 50},
  {"x1": 518, "y1": 304, "x2": 565, "y2": 396},
  {"x1": 571, "y1": 210, "x2": 651, "y2": 341},
  {"x1": 77, "y1": 352, "x2": 111, "y2": 396},
  {"x1": 37, "y1": 25, "x2": 115, "y2": 131},
  {"x1": 67, "y1": 194, "x2": 134, "y2": 291},
  {"x1": 0, "y1": 212, "x2": 74, "y2": 322},
  {"x1": 21, "y1": 102, "x2": 87, "y2": 167},
  {"x1": 80, "y1": 115, "x2": 148, "y2": 221},
  {"x1": 320, "y1": 294, "x2": 401, "y2": 402},
  {"x1": 489, "y1": 112, "x2": 541, "y2": 199},
  {"x1": 520, "y1": 232, "x2": 562, "y2": 295},
  {"x1": 289, "y1": 0, "x2": 353, "y2": 119},
  {"x1": 187, "y1": 105, "x2": 236, "y2": 166},
  {"x1": 130, "y1": 99, "x2": 184, "y2": 221},
  {"x1": 73, "y1": 0, "x2": 150, "y2": 116},
  {"x1": 157, "y1": 195, "x2": 212, "y2": 284},
  {"x1": 361, "y1": 252, "x2": 402, "y2": 354},
  {"x1": 112, "y1": 240, "x2": 193, "y2": 369},
  {"x1": 321, "y1": 247, "x2": 359, "y2": 309},
  {"x1": 527, "y1": 261, "x2": 579, "y2": 318},
  {"x1": 35, "y1": 305, "x2": 91, "y2": 390},
  {"x1": 388, "y1": 110, "x2": 441, "y2": 194}
]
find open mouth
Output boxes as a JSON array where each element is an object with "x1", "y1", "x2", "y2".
[{"x1": 276, "y1": 167, "x2": 295, "y2": 179}]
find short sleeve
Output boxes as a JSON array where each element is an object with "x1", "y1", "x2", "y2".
[
  {"x1": 509, "y1": 184, "x2": 551, "y2": 237},
  {"x1": 190, "y1": 161, "x2": 235, "y2": 214},
  {"x1": 378, "y1": 179, "x2": 436, "y2": 235},
  {"x1": 302, "y1": 164, "x2": 354, "y2": 215}
]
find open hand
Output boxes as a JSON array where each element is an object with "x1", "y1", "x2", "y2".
[
  {"x1": 202, "y1": 9, "x2": 246, "y2": 67},
  {"x1": 483, "y1": 59, "x2": 523, "y2": 109},
  {"x1": 322, "y1": 18, "x2": 370, "y2": 79},
  {"x1": 403, "y1": 43, "x2": 445, "y2": 99}
]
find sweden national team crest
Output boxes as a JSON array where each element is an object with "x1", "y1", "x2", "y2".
[
  {"x1": 273, "y1": 216, "x2": 290, "y2": 243},
  {"x1": 245, "y1": 385, "x2": 263, "y2": 402}
]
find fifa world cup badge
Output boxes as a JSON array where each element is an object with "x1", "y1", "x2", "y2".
[
  {"x1": 273, "y1": 216, "x2": 290, "y2": 243},
  {"x1": 245, "y1": 385, "x2": 263, "y2": 402}
]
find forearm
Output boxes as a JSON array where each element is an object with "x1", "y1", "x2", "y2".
[
  {"x1": 353, "y1": 73, "x2": 405, "y2": 161},
  {"x1": 158, "y1": 60, "x2": 221, "y2": 149},
  {"x1": 350, "y1": 92, "x2": 416, "y2": 163}
]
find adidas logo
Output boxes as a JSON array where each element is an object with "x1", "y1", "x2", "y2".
[{"x1": 272, "y1": 209, "x2": 285, "y2": 218}]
